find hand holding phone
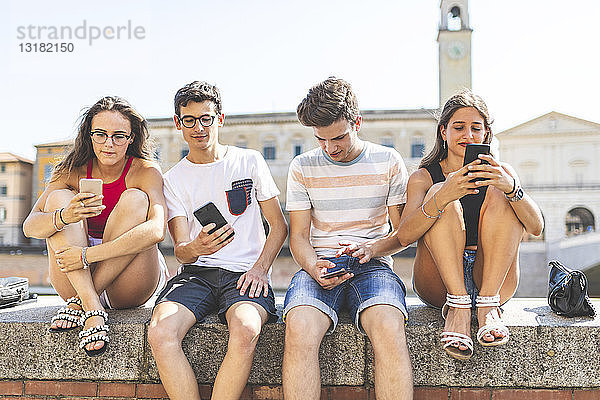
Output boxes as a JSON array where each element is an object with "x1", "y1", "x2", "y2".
[
  {"x1": 463, "y1": 144, "x2": 490, "y2": 183},
  {"x1": 193, "y1": 202, "x2": 234, "y2": 240},
  {"x1": 79, "y1": 178, "x2": 103, "y2": 206},
  {"x1": 320, "y1": 255, "x2": 352, "y2": 279}
]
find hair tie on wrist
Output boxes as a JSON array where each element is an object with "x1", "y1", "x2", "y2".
[
  {"x1": 59, "y1": 208, "x2": 68, "y2": 225},
  {"x1": 505, "y1": 177, "x2": 516, "y2": 195}
]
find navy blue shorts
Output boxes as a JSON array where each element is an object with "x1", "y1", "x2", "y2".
[
  {"x1": 155, "y1": 265, "x2": 278, "y2": 324},
  {"x1": 283, "y1": 256, "x2": 408, "y2": 334}
]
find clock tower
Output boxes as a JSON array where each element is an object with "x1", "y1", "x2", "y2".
[{"x1": 438, "y1": 0, "x2": 472, "y2": 105}]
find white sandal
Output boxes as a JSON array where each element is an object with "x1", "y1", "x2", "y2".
[
  {"x1": 476, "y1": 295, "x2": 509, "y2": 347},
  {"x1": 79, "y1": 310, "x2": 109, "y2": 357},
  {"x1": 440, "y1": 294, "x2": 474, "y2": 360},
  {"x1": 49, "y1": 296, "x2": 83, "y2": 332}
]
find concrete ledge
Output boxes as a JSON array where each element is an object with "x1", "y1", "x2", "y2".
[{"x1": 0, "y1": 297, "x2": 598, "y2": 388}]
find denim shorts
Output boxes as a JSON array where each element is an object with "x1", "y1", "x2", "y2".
[
  {"x1": 463, "y1": 249, "x2": 480, "y2": 308},
  {"x1": 155, "y1": 265, "x2": 278, "y2": 324},
  {"x1": 414, "y1": 249, "x2": 480, "y2": 309},
  {"x1": 283, "y1": 256, "x2": 408, "y2": 334}
]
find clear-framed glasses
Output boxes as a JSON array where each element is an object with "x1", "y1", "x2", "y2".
[
  {"x1": 179, "y1": 114, "x2": 216, "y2": 128},
  {"x1": 90, "y1": 131, "x2": 131, "y2": 146}
]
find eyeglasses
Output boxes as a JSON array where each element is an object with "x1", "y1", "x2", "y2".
[
  {"x1": 179, "y1": 114, "x2": 216, "y2": 128},
  {"x1": 90, "y1": 131, "x2": 132, "y2": 146}
]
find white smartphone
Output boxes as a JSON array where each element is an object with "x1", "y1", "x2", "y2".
[{"x1": 79, "y1": 178, "x2": 103, "y2": 206}]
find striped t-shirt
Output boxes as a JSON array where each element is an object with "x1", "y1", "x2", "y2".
[{"x1": 286, "y1": 141, "x2": 408, "y2": 265}]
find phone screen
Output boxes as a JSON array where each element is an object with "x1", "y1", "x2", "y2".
[
  {"x1": 463, "y1": 143, "x2": 490, "y2": 166},
  {"x1": 193, "y1": 202, "x2": 234, "y2": 240}
]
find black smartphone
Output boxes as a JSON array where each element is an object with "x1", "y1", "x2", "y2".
[
  {"x1": 463, "y1": 143, "x2": 490, "y2": 183},
  {"x1": 463, "y1": 143, "x2": 490, "y2": 166},
  {"x1": 193, "y1": 202, "x2": 234, "y2": 240},
  {"x1": 321, "y1": 255, "x2": 352, "y2": 279}
]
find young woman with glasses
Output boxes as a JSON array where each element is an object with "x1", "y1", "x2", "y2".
[{"x1": 23, "y1": 96, "x2": 168, "y2": 357}]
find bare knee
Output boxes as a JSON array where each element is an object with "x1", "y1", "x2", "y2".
[
  {"x1": 285, "y1": 309, "x2": 327, "y2": 352},
  {"x1": 482, "y1": 187, "x2": 515, "y2": 216},
  {"x1": 228, "y1": 315, "x2": 262, "y2": 352},
  {"x1": 44, "y1": 189, "x2": 76, "y2": 212},
  {"x1": 148, "y1": 318, "x2": 182, "y2": 354},
  {"x1": 363, "y1": 308, "x2": 406, "y2": 350},
  {"x1": 116, "y1": 189, "x2": 149, "y2": 219}
]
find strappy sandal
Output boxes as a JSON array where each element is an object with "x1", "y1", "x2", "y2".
[
  {"x1": 476, "y1": 295, "x2": 509, "y2": 347},
  {"x1": 79, "y1": 310, "x2": 109, "y2": 357},
  {"x1": 440, "y1": 294, "x2": 474, "y2": 360},
  {"x1": 49, "y1": 296, "x2": 83, "y2": 332}
]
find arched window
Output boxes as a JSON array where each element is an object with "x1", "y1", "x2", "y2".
[
  {"x1": 447, "y1": 6, "x2": 462, "y2": 31},
  {"x1": 565, "y1": 207, "x2": 595, "y2": 236}
]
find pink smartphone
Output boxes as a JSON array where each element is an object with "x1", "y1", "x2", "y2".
[{"x1": 79, "y1": 178, "x2": 103, "y2": 206}]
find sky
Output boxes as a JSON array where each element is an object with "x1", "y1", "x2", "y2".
[{"x1": 1, "y1": 0, "x2": 599, "y2": 160}]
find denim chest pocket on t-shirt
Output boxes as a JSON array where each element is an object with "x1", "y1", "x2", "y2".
[{"x1": 226, "y1": 179, "x2": 253, "y2": 216}]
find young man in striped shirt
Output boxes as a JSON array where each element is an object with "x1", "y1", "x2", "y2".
[{"x1": 282, "y1": 77, "x2": 413, "y2": 400}]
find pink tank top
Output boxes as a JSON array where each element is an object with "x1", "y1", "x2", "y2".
[{"x1": 86, "y1": 157, "x2": 134, "y2": 239}]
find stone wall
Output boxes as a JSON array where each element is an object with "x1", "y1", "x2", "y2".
[{"x1": 1, "y1": 297, "x2": 599, "y2": 399}]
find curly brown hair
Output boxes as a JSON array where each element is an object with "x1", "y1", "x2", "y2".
[
  {"x1": 53, "y1": 96, "x2": 154, "y2": 180},
  {"x1": 297, "y1": 77, "x2": 359, "y2": 127}
]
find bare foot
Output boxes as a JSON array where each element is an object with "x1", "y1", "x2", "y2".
[
  {"x1": 49, "y1": 299, "x2": 83, "y2": 331},
  {"x1": 477, "y1": 306, "x2": 506, "y2": 343},
  {"x1": 442, "y1": 307, "x2": 472, "y2": 352}
]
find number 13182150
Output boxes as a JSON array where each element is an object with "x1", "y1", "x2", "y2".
[{"x1": 19, "y1": 42, "x2": 74, "y2": 53}]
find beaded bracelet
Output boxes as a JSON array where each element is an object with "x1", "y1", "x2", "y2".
[
  {"x1": 432, "y1": 193, "x2": 444, "y2": 215},
  {"x1": 81, "y1": 247, "x2": 90, "y2": 270},
  {"x1": 52, "y1": 209, "x2": 64, "y2": 231},
  {"x1": 421, "y1": 194, "x2": 444, "y2": 219}
]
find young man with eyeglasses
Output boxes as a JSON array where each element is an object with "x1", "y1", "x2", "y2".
[
  {"x1": 282, "y1": 77, "x2": 413, "y2": 400},
  {"x1": 148, "y1": 81, "x2": 288, "y2": 400}
]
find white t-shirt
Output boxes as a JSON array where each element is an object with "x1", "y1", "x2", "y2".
[{"x1": 163, "y1": 146, "x2": 280, "y2": 272}]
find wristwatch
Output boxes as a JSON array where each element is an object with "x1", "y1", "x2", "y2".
[{"x1": 506, "y1": 186, "x2": 524, "y2": 202}]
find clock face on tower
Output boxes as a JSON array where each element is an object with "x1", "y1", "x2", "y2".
[{"x1": 447, "y1": 41, "x2": 466, "y2": 60}]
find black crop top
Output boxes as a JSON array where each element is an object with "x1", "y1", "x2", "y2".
[{"x1": 424, "y1": 163, "x2": 487, "y2": 247}]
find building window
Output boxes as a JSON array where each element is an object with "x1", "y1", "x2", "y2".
[
  {"x1": 0, "y1": 164, "x2": 5, "y2": 173},
  {"x1": 566, "y1": 207, "x2": 595, "y2": 236},
  {"x1": 44, "y1": 164, "x2": 53, "y2": 183},
  {"x1": 411, "y1": 143, "x2": 425, "y2": 158},
  {"x1": 0, "y1": 207, "x2": 5, "y2": 223},
  {"x1": 0, "y1": 186, "x2": 6, "y2": 196},
  {"x1": 181, "y1": 146, "x2": 189, "y2": 159},
  {"x1": 380, "y1": 136, "x2": 394, "y2": 148},
  {"x1": 263, "y1": 142, "x2": 276, "y2": 160}
]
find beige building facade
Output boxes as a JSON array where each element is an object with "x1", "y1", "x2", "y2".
[
  {"x1": 148, "y1": 110, "x2": 438, "y2": 205},
  {"x1": 496, "y1": 112, "x2": 600, "y2": 242},
  {"x1": 0, "y1": 153, "x2": 34, "y2": 246}
]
